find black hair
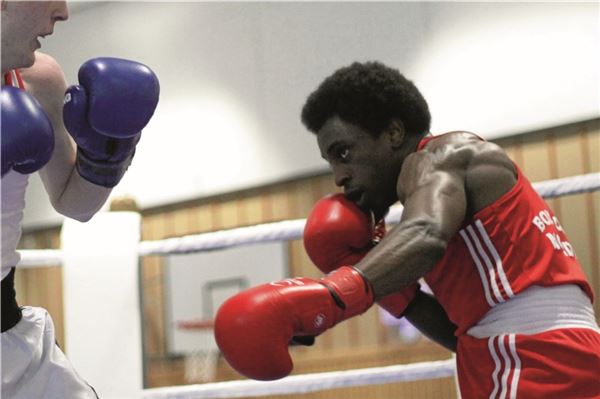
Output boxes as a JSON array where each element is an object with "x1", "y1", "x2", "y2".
[{"x1": 301, "y1": 61, "x2": 431, "y2": 137}]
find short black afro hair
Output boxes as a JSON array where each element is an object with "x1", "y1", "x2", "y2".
[{"x1": 301, "y1": 61, "x2": 431, "y2": 137}]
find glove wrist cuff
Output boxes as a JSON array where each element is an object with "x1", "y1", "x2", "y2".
[
  {"x1": 75, "y1": 148, "x2": 135, "y2": 188},
  {"x1": 321, "y1": 266, "x2": 374, "y2": 321}
]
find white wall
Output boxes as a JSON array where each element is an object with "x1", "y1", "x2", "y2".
[{"x1": 23, "y1": 1, "x2": 599, "y2": 228}]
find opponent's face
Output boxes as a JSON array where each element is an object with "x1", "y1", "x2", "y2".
[
  {"x1": 317, "y1": 116, "x2": 403, "y2": 221},
  {"x1": 1, "y1": 1, "x2": 68, "y2": 72}
]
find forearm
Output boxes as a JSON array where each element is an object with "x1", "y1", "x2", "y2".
[
  {"x1": 24, "y1": 53, "x2": 112, "y2": 221},
  {"x1": 404, "y1": 290, "x2": 457, "y2": 352},
  {"x1": 39, "y1": 130, "x2": 111, "y2": 221},
  {"x1": 357, "y1": 218, "x2": 447, "y2": 298},
  {"x1": 43, "y1": 169, "x2": 111, "y2": 222}
]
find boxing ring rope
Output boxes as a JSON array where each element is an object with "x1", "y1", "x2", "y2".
[
  {"x1": 142, "y1": 359, "x2": 456, "y2": 399},
  {"x1": 17, "y1": 248, "x2": 63, "y2": 267},
  {"x1": 16, "y1": 171, "x2": 600, "y2": 398}
]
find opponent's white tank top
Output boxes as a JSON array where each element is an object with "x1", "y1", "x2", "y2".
[{"x1": 2, "y1": 70, "x2": 29, "y2": 279}]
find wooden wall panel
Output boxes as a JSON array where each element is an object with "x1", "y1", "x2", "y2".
[
  {"x1": 240, "y1": 196, "x2": 265, "y2": 227},
  {"x1": 142, "y1": 255, "x2": 167, "y2": 356},
  {"x1": 580, "y1": 125, "x2": 600, "y2": 318}
]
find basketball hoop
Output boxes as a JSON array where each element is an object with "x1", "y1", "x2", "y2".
[{"x1": 175, "y1": 319, "x2": 219, "y2": 383}]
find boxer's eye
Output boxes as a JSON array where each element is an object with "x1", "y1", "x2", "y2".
[{"x1": 338, "y1": 147, "x2": 350, "y2": 161}]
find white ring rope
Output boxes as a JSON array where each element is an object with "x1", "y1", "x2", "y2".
[
  {"x1": 141, "y1": 358, "x2": 456, "y2": 399},
  {"x1": 138, "y1": 219, "x2": 306, "y2": 256},
  {"x1": 18, "y1": 249, "x2": 63, "y2": 268},
  {"x1": 532, "y1": 172, "x2": 600, "y2": 198},
  {"x1": 18, "y1": 172, "x2": 600, "y2": 263}
]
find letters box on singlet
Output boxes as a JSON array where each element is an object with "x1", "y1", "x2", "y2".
[{"x1": 164, "y1": 242, "x2": 288, "y2": 356}]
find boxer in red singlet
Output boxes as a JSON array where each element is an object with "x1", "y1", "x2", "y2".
[{"x1": 215, "y1": 61, "x2": 600, "y2": 398}]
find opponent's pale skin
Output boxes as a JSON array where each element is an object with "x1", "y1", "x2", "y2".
[
  {"x1": 2, "y1": 1, "x2": 111, "y2": 220},
  {"x1": 2, "y1": 3, "x2": 159, "y2": 397}
]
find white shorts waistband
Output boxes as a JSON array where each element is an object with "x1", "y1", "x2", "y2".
[{"x1": 467, "y1": 284, "x2": 599, "y2": 338}]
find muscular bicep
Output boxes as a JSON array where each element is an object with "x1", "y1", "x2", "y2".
[
  {"x1": 356, "y1": 141, "x2": 470, "y2": 297},
  {"x1": 399, "y1": 156, "x2": 467, "y2": 244}
]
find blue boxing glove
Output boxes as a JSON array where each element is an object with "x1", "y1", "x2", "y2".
[
  {"x1": 1, "y1": 86, "x2": 55, "y2": 176},
  {"x1": 63, "y1": 57, "x2": 160, "y2": 187}
]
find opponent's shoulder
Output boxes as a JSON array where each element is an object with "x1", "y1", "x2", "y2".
[
  {"x1": 19, "y1": 52, "x2": 67, "y2": 118},
  {"x1": 20, "y1": 52, "x2": 67, "y2": 98}
]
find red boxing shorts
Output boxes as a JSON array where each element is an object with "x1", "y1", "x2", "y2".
[
  {"x1": 455, "y1": 285, "x2": 600, "y2": 399},
  {"x1": 456, "y1": 328, "x2": 600, "y2": 399}
]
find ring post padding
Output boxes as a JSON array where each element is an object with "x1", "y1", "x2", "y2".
[{"x1": 61, "y1": 211, "x2": 142, "y2": 399}]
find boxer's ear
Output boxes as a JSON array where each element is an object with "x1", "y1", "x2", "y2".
[{"x1": 386, "y1": 118, "x2": 406, "y2": 149}]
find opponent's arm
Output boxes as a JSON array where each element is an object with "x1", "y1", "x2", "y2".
[
  {"x1": 23, "y1": 52, "x2": 159, "y2": 221},
  {"x1": 21, "y1": 53, "x2": 110, "y2": 221}
]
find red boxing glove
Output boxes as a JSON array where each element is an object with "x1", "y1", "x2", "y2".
[
  {"x1": 214, "y1": 266, "x2": 374, "y2": 380},
  {"x1": 304, "y1": 193, "x2": 418, "y2": 317},
  {"x1": 304, "y1": 193, "x2": 382, "y2": 272}
]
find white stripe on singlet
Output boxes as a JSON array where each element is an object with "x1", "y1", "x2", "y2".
[
  {"x1": 460, "y1": 229, "x2": 496, "y2": 306},
  {"x1": 460, "y1": 220, "x2": 514, "y2": 306},
  {"x1": 475, "y1": 220, "x2": 514, "y2": 299}
]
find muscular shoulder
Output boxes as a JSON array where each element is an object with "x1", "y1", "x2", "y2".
[
  {"x1": 409, "y1": 131, "x2": 514, "y2": 171},
  {"x1": 399, "y1": 132, "x2": 516, "y2": 212},
  {"x1": 400, "y1": 132, "x2": 479, "y2": 183},
  {"x1": 19, "y1": 52, "x2": 67, "y2": 120}
]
